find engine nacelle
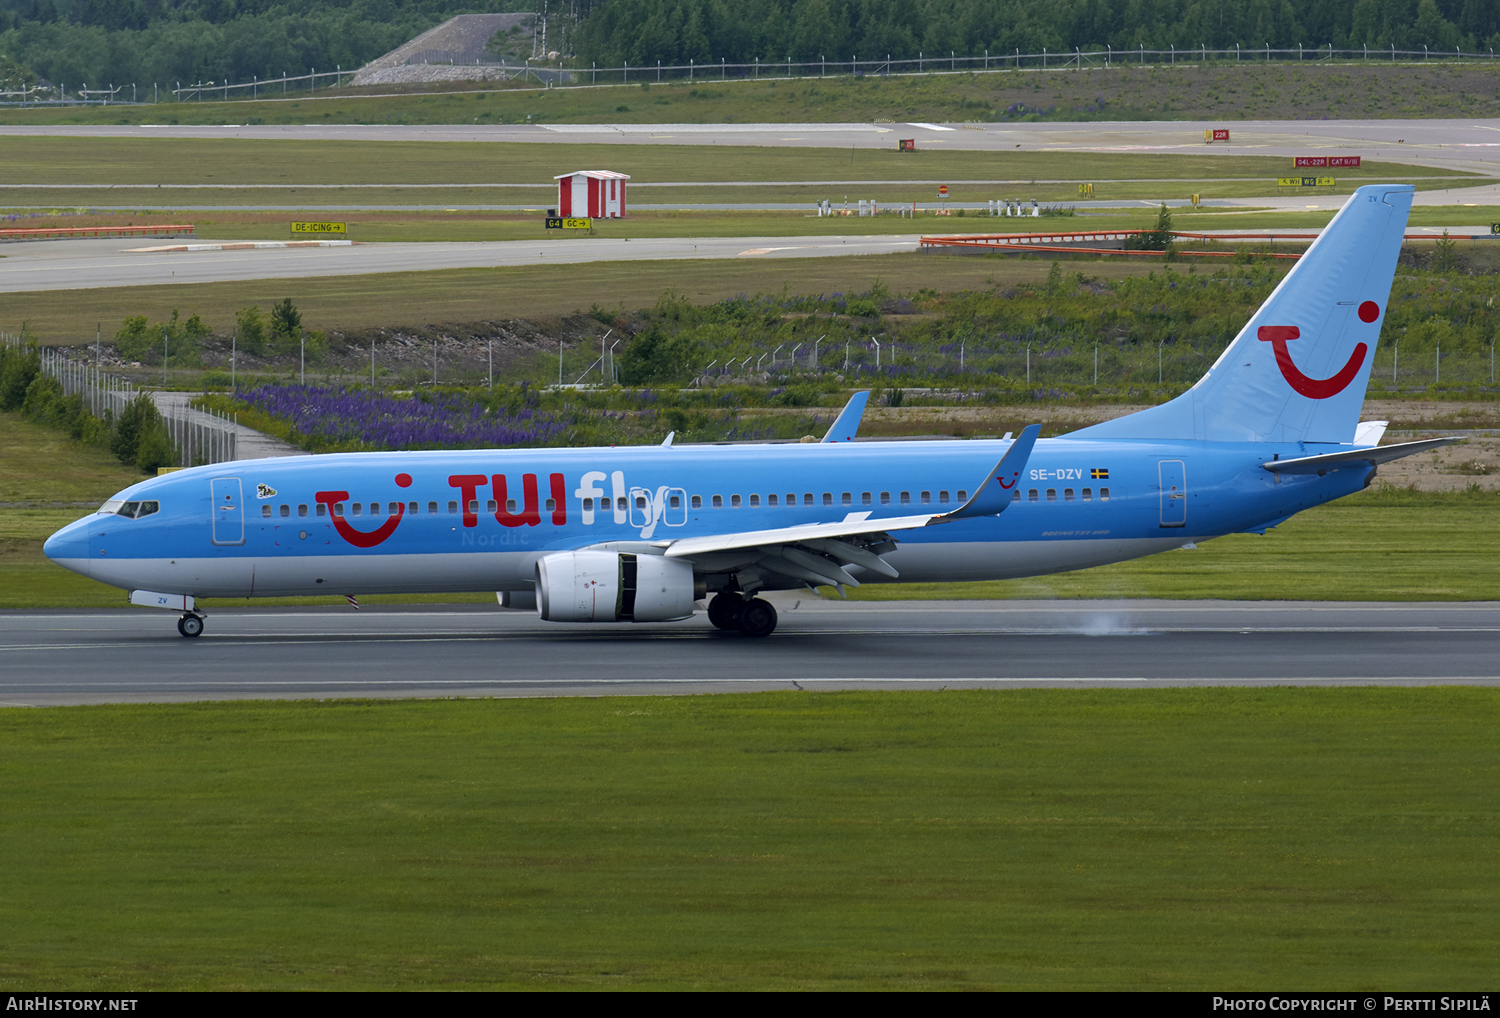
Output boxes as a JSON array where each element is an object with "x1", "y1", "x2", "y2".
[{"x1": 536, "y1": 551, "x2": 696, "y2": 623}]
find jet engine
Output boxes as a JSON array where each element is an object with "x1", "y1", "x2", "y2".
[{"x1": 535, "y1": 551, "x2": 698, "y2": 623}]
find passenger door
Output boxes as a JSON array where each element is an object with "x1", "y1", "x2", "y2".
[{"x1": 211, "y1": 477, "x2": 245, "y2": 546}]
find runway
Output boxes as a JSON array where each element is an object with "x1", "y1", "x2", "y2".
[
  {"x1": 3, "y1": 598, "x2": 1496, "y2": 706},
  {"x1": 0, "y1": 233, "x2": 922, "y2": 293}
]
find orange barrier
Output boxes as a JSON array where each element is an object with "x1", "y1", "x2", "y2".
[{"x1": 0, "y1": 223, "x2": 195, "y2": 242}]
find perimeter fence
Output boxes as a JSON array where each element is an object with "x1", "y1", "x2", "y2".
[
  {"x1": 2, "y1": 333, "x2": 240, "y2": 467},
  {"x1": 8, "y1": 42, "x2": 1500, "y2": 107}
]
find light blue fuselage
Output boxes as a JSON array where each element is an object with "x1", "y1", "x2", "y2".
[{"x1": 43, "y1": 435, "x2": 1368, "y2": 599}]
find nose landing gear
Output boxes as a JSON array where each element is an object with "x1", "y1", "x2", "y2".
[{"x1": 177, "y1": 613, "x2": 205, "y2": 638}]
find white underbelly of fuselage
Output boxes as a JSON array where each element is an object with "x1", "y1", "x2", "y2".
[{"x1": 73, "y1": 534, "x2": 1199, "y2": 598}]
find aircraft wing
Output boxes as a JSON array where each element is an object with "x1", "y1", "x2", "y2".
[
  {"x1": 661, "y1": 426, "x2": 1039, "y2": 590},
  {"x1": 1261, "y1": 437, "x2": 1459, "y2": 474},
  {"x1": 662, "y1": 511, "x2": 938, "y2": 558}
]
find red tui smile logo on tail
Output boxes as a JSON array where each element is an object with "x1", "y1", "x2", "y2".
[{"x1": 1257, "y1": 301, "x2": 1377, "y2": 400}]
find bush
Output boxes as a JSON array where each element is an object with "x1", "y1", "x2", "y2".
[
  {"x1": 618, "y1": 325, "x2": 698, "y2": 385},
  {"x1": 134, "y1": 424, "x2": 175, "y2": 473},
  {"x1": 114, "y1": 315, "x2": 154, "y2": 362},
  {"x1": 771, "y1": 384, "x2": 822, "y2": 407},
  {"x1": 115, "y1": 309, "x2": 209, "y2": 365},
  {"x1": 305, "y1": 329, "x2": 328, "y2": 364},
  {"x1": 21, "y1": 374, "x2": 84, "y2": 433},
  {"x1": 0, "y1": 343, "x2": 40, "y2": 410}
]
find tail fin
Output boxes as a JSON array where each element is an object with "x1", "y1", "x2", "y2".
[{"x1": 1072, "y1": 184, "x2": 1413, "y2": 445}]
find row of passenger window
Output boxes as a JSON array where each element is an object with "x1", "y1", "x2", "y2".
[
  {"x1": 260, "y1": 487, "x2": 1114, "y2": 520},
  {"x1": 695, "y1": 490, "x2": 970, "y2": 510},
  {"x1": 1025, "y1": 487, "x2": 1110, "y2": 502},
  {"x1": 261, "y1": 499, "x2": 559, "y2": 519}
]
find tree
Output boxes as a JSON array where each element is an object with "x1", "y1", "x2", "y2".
[
  {"x1": 236, "y1": 305, "x2": 268, "y2": 355},
  {"x1": 1125, "y1": 204, "x2": 1173, "y2": 251},
  {"x1": 0, "y1": 52, "x2": 37, "y2": 89},
  {"x1": 1434, "y1": 229, "x2": 1458, "y2": 272},
  {"x1": 270, "y1": 297, "x2": 303, "y2": 354}
]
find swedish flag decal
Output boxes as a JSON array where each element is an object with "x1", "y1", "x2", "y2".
[{"x1": 1091, "y1": 468, "x2": 1109, "y2": 479}]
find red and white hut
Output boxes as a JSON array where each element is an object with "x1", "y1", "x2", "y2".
[{"x1": 554, "y1": 169, "x2": 630, "y2": 218}]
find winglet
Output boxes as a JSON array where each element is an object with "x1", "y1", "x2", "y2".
[
  {"x1": 661, "y1": 431, "x2": 675, "y2": 447},
  {"x1": 822, "y1": 390, "x2": 871, "y2": 443},
  {"x1": 931, "y1": 424, "x2": 1040, "y2": 522}
]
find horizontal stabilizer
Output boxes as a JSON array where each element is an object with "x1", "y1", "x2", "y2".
[
  {"x1": 1261, "y1": 437, "x2": 1459, "y2": 474},
  {"x1": 1353, "y1": 420, "x2": 1389, "y2": 447}
]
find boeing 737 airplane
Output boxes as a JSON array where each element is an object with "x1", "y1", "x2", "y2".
[{"x1": 45, "y1": 184, "x2": 1454, "y2": 638}]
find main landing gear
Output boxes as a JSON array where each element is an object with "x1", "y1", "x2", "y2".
[
  {"x1": 177, "y1": 613, "x2": 205, "y2": 638},
  {"x1": 707, "y1": 593, "x2": 778, "y2": 638}
]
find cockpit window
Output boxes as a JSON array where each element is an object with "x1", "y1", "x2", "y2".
[{"x1": 104, "y1": 500, "x2": 160, "y2": 519}]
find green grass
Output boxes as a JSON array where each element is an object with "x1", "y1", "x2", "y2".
[
  {"x1": 0, "y1": 412, "x2": 144, "y2": 505},
  {"x1": 3, "y1": 251, "x2": 1163, "y2": 343},
  {"x1": 841, "y1": 486, "x2": 1500, "y2": 602},
  {"x1": 9, "y1": 61, "x2": 1500, "y2": 127},
  {"x1": 0, "y1": 689, "x2": 1495, "y2": 988},
  {"x1": 1, "y1": 176, "x2": 1472, "y2": 211},
  {"x1": 0, "y1": 136, "x2": 1456, "y2": 188}
]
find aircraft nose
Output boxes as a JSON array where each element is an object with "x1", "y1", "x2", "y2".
[{"x1": 43, "y1": 518, "x2": 91, "y2": 564}]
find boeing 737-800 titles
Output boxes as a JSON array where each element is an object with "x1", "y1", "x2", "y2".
[{"x1": 45, "y1": 185, "x2": 1454, "y2": 638}]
